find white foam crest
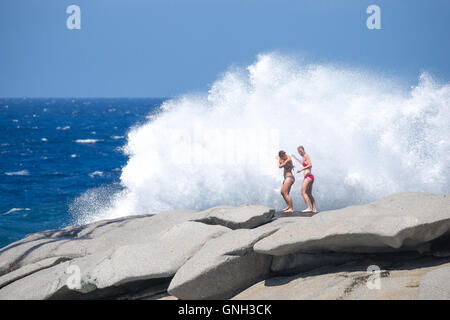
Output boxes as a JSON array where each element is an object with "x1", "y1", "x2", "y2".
[
  {"x1": 5, "y1": 170, "x2": 30, "y2": 176},
  {"x1": 1, "y1": 208, "x2": 31, "y2": 216},
  {"x1": 70, "y1": 53, "x2": 450, "y2": 224},
  {"x1": 75, "y1": 139, "x2": 101, "y2": 144},
  {"x1": 89, "y1": 171, "x2": 104, "y2": 178}
]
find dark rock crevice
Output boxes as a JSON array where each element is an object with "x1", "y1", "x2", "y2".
[{"x1": 49, "y1": 277, "x2": 172, "y2": 300}]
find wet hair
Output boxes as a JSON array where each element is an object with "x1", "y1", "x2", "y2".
[{"x1": 278, "y1": 150, "x2": 286, "y2": 157}]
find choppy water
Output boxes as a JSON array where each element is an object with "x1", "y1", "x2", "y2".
[{"x1": 0, "y1": 98, "x2": 163, "y2": 247}]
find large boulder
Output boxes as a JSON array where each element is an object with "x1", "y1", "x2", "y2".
[
  {"x1": 83, "y1": 221, "x2": 230, "y2": 288},
  {"x1": 0, "y1": 204, "x2": 280, "y2": 300},
  {"x1": 254, "y1": 193, "x2": 450, "y2": 256},
  {"x1": 191, "y1": 204, "x2": 275, "y2": 229},
  {"x1": 233, "y1": 256, "x2": 450, "y2": 300},
  {"x1": 2, "y1": 193, "x2": 449, "y2": 300},
  {"x1": 167, "y1": 217, "x2": 299, "y2": 300},
  {"x1": 0, "y1": 209, "x2": 199, "y2": 277},
  {"x1": 0, "y1": 256, "x2": 70, "y2": 290},
  {"x1": 0, "y1": 221, "x2": 229, "y2": 299},
  {"x1": 0, "y1": 252, "x2": 111, "y2": 299}
]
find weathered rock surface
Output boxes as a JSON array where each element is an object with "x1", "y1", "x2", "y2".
[
  {"x1": 191, "y1": 204, "x2": 275, "y2": 229},
  {"x1": 0, "y1": 256, "x2": 70, "y2": 290},
  {"x1": 0, "y1": 251, "x2": 111, "y2": 299},
  {"x1": 254, "y1": 193, "x2": 450, "y2": 255},
  {"x1": 0, "y1": 209, "x2": 199, "y2": 277},
  {"x1": 167, "y1": 217, "x2": 299, "y2": 299},
  {"x1": 0, "y1": 221, "x2": 230, "y2": 300},
  {"x1": 84, "y1": 221, "x2": 230, "y2": 289},
  {"x1": 233, "y1": 256, "x2": 450, "y2": 300},
  {"x1": 0, "y1": 205, "x2": 276, "y2": 299},
  {"x1": 1, "y1": 193, "x2": 449, "y2": 300},
  {"x1": 418, "y1": 266, "x2": 450, "y2": 299}
]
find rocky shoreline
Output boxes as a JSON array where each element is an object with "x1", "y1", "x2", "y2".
[{"x1": 0, "y1": 192, "x2": 449, "y2": 300}]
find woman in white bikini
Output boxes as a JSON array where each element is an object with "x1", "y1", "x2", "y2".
[
  {"x1": 292, "y1": 146, "x2": 317, "y2": 213},
  {"x1": 277, "y1": 150, "x2": 295, "y2": 213}
]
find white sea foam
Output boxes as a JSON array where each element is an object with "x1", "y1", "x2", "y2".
[
  {"x1": 89, "y1": 171, "x2": 104, "y2": 178},
  {"x1": 75, "y1": 139, "x2": 101, "y2": 144},
  {"x1": 56, "y1": 126, "x2": 70, "y2": 130},
  {"x1": 1, "y1": 208, "x2": 31, "y2": 216},
  {"x1": 5, "y1": 170, "x2": 30, "y2": 176},
  {"x1": 70, "y1": 53, "x2": 450, "y2": 224}
]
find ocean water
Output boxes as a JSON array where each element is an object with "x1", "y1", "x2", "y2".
[
  {"x1": 1, "y1": 53, "x2": 449, "y2": 249},
  {"x1": 0, "y1": 98, "x2": 164, "y2": 247}
]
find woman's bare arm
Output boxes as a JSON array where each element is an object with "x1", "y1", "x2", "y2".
[
  {"x1": 291, "y1": 154, "x2": 302, "y2": 163},
  {"x1": 278, "y1": 155, "x2": 292, "y2": 168}
]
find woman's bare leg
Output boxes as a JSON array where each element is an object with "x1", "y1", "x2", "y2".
[
  {"x1": 301, "y1": 178, "x2": 312, "y2": 212},
  {"x1": 280, "y1": 183, "x2": 288, "y2": 208},
  {"x1": 285, "y1": 178, "x2": 294, "y2": 212},
  {"x1": 281, "y1": 178, "x2": 294, "y2": 212},
  {"x1": 280, "y1": 182, "x2": 288, "y2": 203},
  {"x1": 306, "y1": 180, "x2": 317, "y2": 212}
]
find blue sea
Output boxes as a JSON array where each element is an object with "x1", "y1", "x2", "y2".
[{"x1": 0, "y1": 98, "x2": 164, "y2": 248}]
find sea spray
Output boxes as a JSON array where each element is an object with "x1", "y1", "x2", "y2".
[{"x1": 70, "y1": 53, "x2": 450, "y2": 224}]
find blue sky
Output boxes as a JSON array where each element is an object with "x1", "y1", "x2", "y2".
[{"x1": 0, "y1": 0, "x2": 449, "y2": 97}]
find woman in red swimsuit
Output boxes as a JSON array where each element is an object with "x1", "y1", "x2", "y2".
[
  {"x1": 277, "y1": 150, "x2": 295, "y2": 213},
  {"x1": 293, "y1": 146, "x2": 317, "y2": 213}
]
